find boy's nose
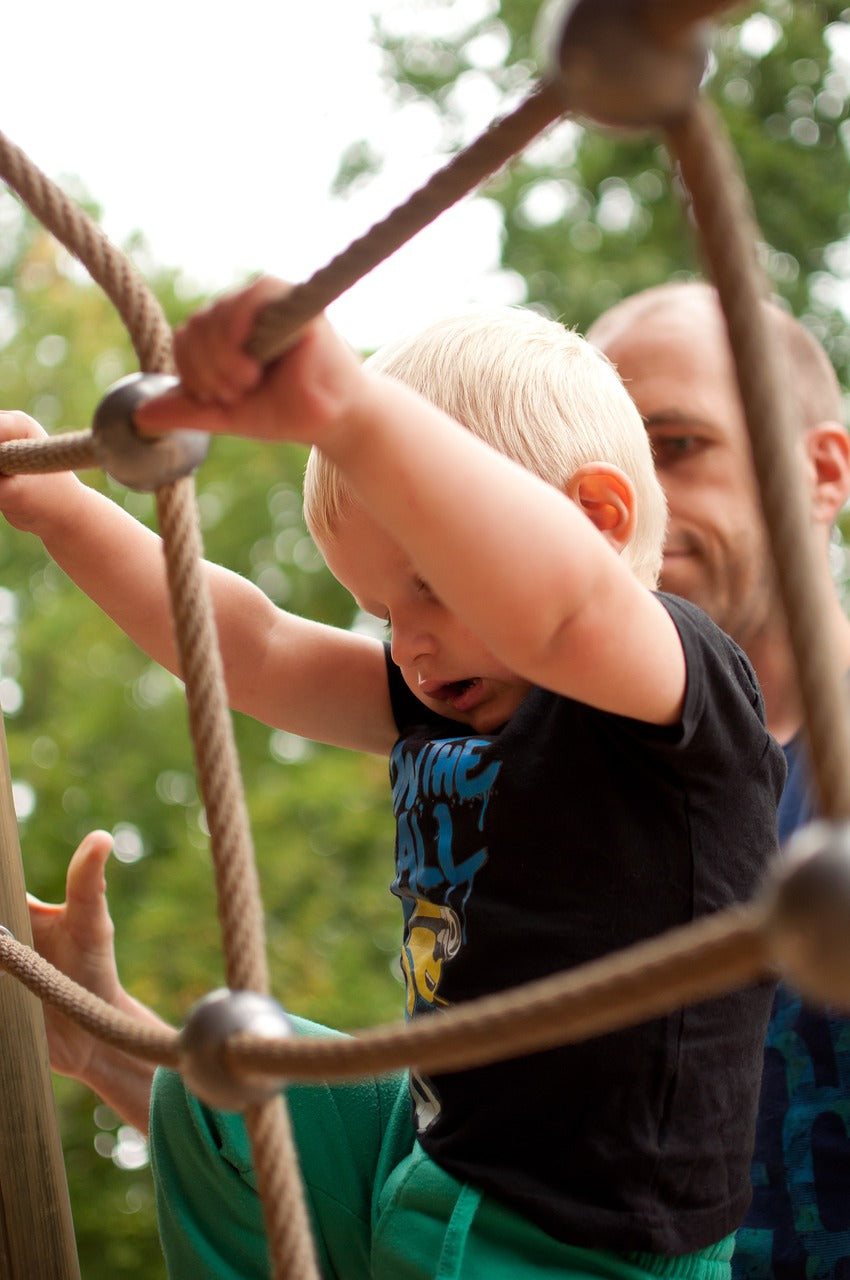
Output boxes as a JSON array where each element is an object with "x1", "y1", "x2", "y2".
[{"x1": 390, "y1": 618, "x2": 432, "y2": 669}]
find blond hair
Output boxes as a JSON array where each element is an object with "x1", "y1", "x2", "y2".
[{"x1": 304, "y1": 306, "x2": 668, "y2": 587}]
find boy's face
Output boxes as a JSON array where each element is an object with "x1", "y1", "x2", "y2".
[{"x1": 317, "y1": 505, "x2": 532, "y2": 733}]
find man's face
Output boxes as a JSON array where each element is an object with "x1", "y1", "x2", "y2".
[{"x1": 596, "y1": 299, "x2": 778, "y2": 648}]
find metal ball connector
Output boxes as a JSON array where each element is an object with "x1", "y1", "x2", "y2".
[
  {"x1": 178, "y1": 988, "x2": 293, "y2": 1112},
  {"x1": 763, "y1": 820, "x2": 850, "y2": 1013},
  {"x1": 92, "y1": 373, "x2": 210, "y2": 492},
  {"x1": 536, "y1": 0, "x2": 709, "y2": 130}
]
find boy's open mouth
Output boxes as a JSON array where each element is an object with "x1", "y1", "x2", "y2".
[
  {"x1": 445, "y1": 677, "x2": 477, "y2": 698},
  {"x1": 421, "y1": 677, "x2": 482, "y2": 709}
]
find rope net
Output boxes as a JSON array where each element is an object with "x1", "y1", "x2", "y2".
[{"x1": 0, "y1": 2, "x2": 847, "y2": 1277}]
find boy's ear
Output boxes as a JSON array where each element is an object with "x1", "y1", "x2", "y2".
[
  {"x1": 803, "y1": 423, "x2": 850, "y2": 526},
  {"x1": 565, "y1": 463, "x2": 636, "y2": 552}
]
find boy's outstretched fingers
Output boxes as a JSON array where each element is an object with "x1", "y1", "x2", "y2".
[
  {"x1": 27, "y1": 829, "x2": 120, "y2": 1080},
  {"x1": 29, "y1": 828, "x2": 115, "y2": 954},
  {"x1": 62, "y1": 827, "x2": 115, "y2": 920}
]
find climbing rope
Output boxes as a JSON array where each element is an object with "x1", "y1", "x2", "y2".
[
  {"x1": 245, "y1": 83, "x2": 563, "y2": 360},
  {"x1": 0, "y1": 900, "x2": 773, "y2": 1081},
  {"x1": 0, "y1": 2, "x2": 848, "y2": 1277}
]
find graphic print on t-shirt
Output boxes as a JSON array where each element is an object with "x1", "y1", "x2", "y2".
[
  {"x1": 390, "y1": 734, "x2": 498, "y2": 1008},
  {"x1": 399, "y1": 898, "x2": 462, "y2": 1016},
  {"x1": 390, "y1": 733, "x2": 500, "y2": 1131}
]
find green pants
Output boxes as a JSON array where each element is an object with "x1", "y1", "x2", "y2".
[{"x1": 149, "y1": 1018, "x2": 735, "y2": 1280}]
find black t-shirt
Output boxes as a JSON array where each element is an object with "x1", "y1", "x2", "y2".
[{"x1": 385, "y1": 593, "x2": 786, "y2": 1254}]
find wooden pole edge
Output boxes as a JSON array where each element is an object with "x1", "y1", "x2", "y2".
[{"x1": 0, "y1": 712, "x2": 80, "y2": 1278}]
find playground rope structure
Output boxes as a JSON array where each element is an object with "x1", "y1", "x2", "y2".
[{"x1": 1, "y1": 2, "x2": 850, "y2": 1277}]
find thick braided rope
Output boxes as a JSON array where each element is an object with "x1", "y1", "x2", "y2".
[
  {"x1": 0, "y1": 900, "x2": 774, "y2": 1082},
  {"x1": 0, "y1": 930, "x2": 179, "y2": 1064},
  {"x1": 0, "y1": 117, "x2": 276, "y2": 1047},
  {"x1": 665, "y1": 101, "x2": 850, "y2": 820},
  {"x1": 245, "y1": 82, "x2": 562, "y2": 362},
  {"x1": 228, "y1": 902, "x2": 774, "y2": 1079},
  {"x1": 245, "y1": 1103, "x2": 322, "y2": 1280},
  {"x1": 155, "y1": 480, "x2": 271, "y2": 995},
  {"x1": 154, "y1": 483, "x2": 322, "y2": 1280},
  {"x1": 0, "y1": 129, "x2": 171, "y2": 374},
  {"x1": 0, "y1": 431, "x2": 97, "y2": 475},
  {"x1": 0, "y1": 141, "x2": 320, "y2": 1280}
]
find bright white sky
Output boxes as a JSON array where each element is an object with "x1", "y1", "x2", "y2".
[
  {"x1": 10, "y1": 6, "x2": 848, "y2": 357},
  {"x1": 1, "y1": 0, "x2": 524, "y2": 351}
]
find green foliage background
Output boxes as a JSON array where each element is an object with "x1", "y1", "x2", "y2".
[{"x1": 1, "y1": 2, "x2": 849, "y2": 1275}]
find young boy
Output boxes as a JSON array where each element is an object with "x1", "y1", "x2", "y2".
[{"x1": 7, "y1": 283, "x2": 785, "y2": 1280}]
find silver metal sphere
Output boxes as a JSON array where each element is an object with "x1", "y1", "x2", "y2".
[
  {"x1": 178, "y1": 988, "x2": 293, "y2": 1112},
  {"x1": 763, "y1": 820, "x2": 850, "y2": 1012},
  {"x1": 536, "y1": 0, "x2": 708, "y2": 130},
  {"x1": 92, "y1": 373, "x2": 210, "y2": 492}
]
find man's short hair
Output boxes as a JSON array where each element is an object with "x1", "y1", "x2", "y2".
[{"x1": 588, "y1": 280, "x2": 844, "y2": 433}]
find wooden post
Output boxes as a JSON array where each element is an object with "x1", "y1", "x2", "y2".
[{"x1": 0, "y1": 714, "x2": 80, "y2": 1278}]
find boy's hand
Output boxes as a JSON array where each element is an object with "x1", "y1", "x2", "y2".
[
  {"x1": 0, "y1": 411, "x2": 82, "y2": 535},
  {"x1": 27, "y1": 830, "x2": 122, "y2": 1081},
  {"x1": 134, "y1": 276, "x2": 367, "y2": 449}
]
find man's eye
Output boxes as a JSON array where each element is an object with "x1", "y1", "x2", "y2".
[{"x1": 650, "y1": 435, "x2": 701, "y2": 465}]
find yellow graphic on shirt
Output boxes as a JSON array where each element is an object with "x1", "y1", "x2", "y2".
[{"x1": 401, "y1": 899, "x2": 462, "y2": 1017}]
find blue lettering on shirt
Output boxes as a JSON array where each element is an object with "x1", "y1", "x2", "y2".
[{"x1": 390, "y1": 735, "x2": 499, "y2": 924}]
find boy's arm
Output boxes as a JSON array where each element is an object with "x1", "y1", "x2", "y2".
[
  {"x1": 317, "y1": 376, "x2": 687, "y2": 726},
  {"x1": 0, "y1": 412, "x2": 396, "y2": 754},
  {"x1": 137, "y1": 281, "x2": 686, "y2": 727}
]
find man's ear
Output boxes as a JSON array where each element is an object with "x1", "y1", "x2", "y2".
[
  {"x1": 565, "y1": 463, "x2": 636, "y2": 552},
  {"x1": 803, "y1": 423, "x2": 850, "y2": 526}
]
